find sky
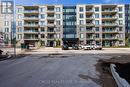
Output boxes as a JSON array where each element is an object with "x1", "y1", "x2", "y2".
[{"x1": 15, "y1": 0, "x2": 130, "y2": 5}]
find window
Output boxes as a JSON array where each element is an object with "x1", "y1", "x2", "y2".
[
  {"x1": 80, "y1": 27, "x2": 84, "y2": 32},
  {"x1": 95, "y1": 20, "x2": 99, "y2": 25},
  {"x1": 119, "y1": 27, "x2": 123, "y2": 31},
  {"x1": 95, "y1": 13, "x2": 99, "y2": 18},
  {"x1": 40, "y1": 14, "x2": 45, "y2": 19},
  {"x1": 41, "y1": 28, "x2": 45, "y2": 32},
  {"x1": 40, "y1": 21, "x2": 45, "y2": 26},
  {"x1": 56, "y1": 21, "x2": 61, "y2": 25},
  {"x1": 80, "y1": 14, "x2": 84, "y2": 18},
  {"x1": 80, "y1": 33, "x2": 84, "y2": 38},
  {"x1": 17, "y1": 8, "x2": 22, "y2": 13},
  {"x1": 40, "y1": 7, "x2": 45, "y2": 12},
  {"x1": 18, "y1": 34, "x2": 22, "y2": 39},
  {"x1": 119, "y1": 20, "x2": 123, "y2": 25},
  {"x1": 18, "y1": 14, "x2": 22, "y2": 19},
  {"x1": 95, "y1": 7, "x2": 99, "y2": 12},
  {"x1": 1, "y1": 1, "x2": 13, "y2": 14},
  {"x1": 41, "y1": 34, "x2": 45, "y2": 38},
  {"x1": 17, "y1": 27, "x2": 22, "y2": 32},
  {"x1": 4, "y1": 21, "x2": 9, "y2": 26},
  {"x1": 95, "y1": 34, "x2": 99, "y2": 38},
  {"x1": 95, "y1": 27, "x2": 99, "y2": 31},
  {"x1": 79, "y1": 7, "x2": 84, "y2": 12},
  {"x1": 118, "y1": 7, "x2": 122, "y2": 11},
  {"x1": 119, "y1": 13, "x2": 123, "y2": 18},
  {"x1": 18, "y1": 21, "x2": 22, "y2": 26},
  {"x1": 56, "y1": 14, "x2": 60, "y2": 19},
  {"x1": 56, "y1": 7, "x2": 61, "y2": 12},
  {"x1": 5, "y1": 28, "x2": 9, "y2": 32},
  {"x1": 80, "y1": 20, "x2": 84, "y2": 25}
]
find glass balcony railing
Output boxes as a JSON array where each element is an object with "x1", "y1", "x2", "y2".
[
  {"x1": 24, "y1": 17, "x2": 39, "y2": 19},
  {"x1": 24, "y1": 37, "x2": 38, "y2": 39},
  {"x1": 102, "y1": 9, "x2": 117, "y2": 12},
  {"x1": 24, "y1": 30, "x2": 38, "y2": 33},
  {"x1": 103, "y1": 37, "x2": 118, "y2": 39},
  {"x1": 24, "y1": 24, "x2": 39, "y2": 26},
  {"x1": 24, "y1": 10, "x2": 39, "y2": 13}
]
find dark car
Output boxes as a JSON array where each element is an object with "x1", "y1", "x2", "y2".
[{"x1": 62, "y1": 44, "x2": 69, "y2": 50}]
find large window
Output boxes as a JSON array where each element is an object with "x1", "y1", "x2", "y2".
[
  {"x1": 80, "y1": 20, "x2": 84, "y2": 25},
  {"x1": 18, "y1": 21, "x2": 22, "y2": 26},
  {"x1": 18, "y1": 14, "x2": 22, "y2": 19},
  {"x1": 17, "y1": 8, "x2": 22, "y2": 13},
  {"x1": 17, "y1": 27, "x2": 22, "y2": 32},
  {"x1": 80, "y1": 14, "x2": 84, "y2": 18},
  {"x1": 56, "y1": 14, "x2": 61, "y2": 19},
  {"x1": 95, "y1": 7, "x2": 99, "y2": 12},
  {"x1": 4, "y1": 28, "x2": 9, "y2": 32},
  {"x1": 40, "y1": 7, "x2": 45, "y2": 12},
  {"x1": 80, "y1": 33, "x2": 84, "y2": 38},
  {"x1": 95, "y1": 13, "x2": 99, "y2": 18},
  {"x1": 119, "y1": 13, "x2": 123, "y2": 18},
  {"x1": 4, "y1": 21, "x2": 9, "y2": 26},
  {"x1": 118, "y1": 7, "x2": 123, "y2": 11},
  {"x1": 40, "y1": 14, "x2": 45, "y2": 19},
  {"x1": 40, "y1": 21, "x2": 45, "y2": 26},
  {"x1": 95, "y1": 20, "x2": 99, "y2": 25},
  {"x1": 56, "y1": 7, "x2": 61, "y2": 12},
  {"x1": 79, "y1": 7, "x2": 84, "y2": 12},
  {"x1": 119, "y1": 20, "x2": 123, "y2": 25}
]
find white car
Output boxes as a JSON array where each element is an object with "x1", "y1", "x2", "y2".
[
  {"x1": 94, "y1": 45, "x2": 102, "y2": 50},
  {"x1": 83, "y1": 45, "x2": 92, "y2": 50}
]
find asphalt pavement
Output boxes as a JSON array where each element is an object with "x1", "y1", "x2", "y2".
[{"x1": 0, "y1": 53, "x2": 114, "y2": 87}]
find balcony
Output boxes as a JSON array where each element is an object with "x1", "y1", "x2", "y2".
[
  {"x1": 47, "y1": 16, "x2": 55, "y2": 20},
  {"x1": 24, "y1": 10, "x2": 39, "y2": 14},
  {"x1": 24, "y1": 17, "x2": 39, "y2": 20},
  {"x1": 102, "y1": 16, "x2": 117, "y2": 20},
  {"x1": 47, "y1": 6, "x2": 55, "y2": 13},
  {"x1": 102, "y1": 23, "x2": 118, "y2": 27},
  {"x1": 85, "y1": 23, "x2": 95, "y2": 27},
  {"x1": 24, "y1": 30, "x2": 38, "y2": 33},
  {"x1": 24, "y1": 36, "x2": 38, "y2": 40},
  {"x1": 86, "y1": 37, "x2": 94, "y2": 40},
  {"x1": 86, "y1": 29, "x2": 95, "y2": 33},
  {"x1": 86, "y1": 16, "x2": 94, "y2": 20},
  {"x1": 24, "y1": 24, "x2": 39, "y2": 27},
  {"x1": 102, "y1": 37, "x2": 118, "y2": 40},
  {"x1": 102, "y1": 30, "x2": 118, "y2": 33}
]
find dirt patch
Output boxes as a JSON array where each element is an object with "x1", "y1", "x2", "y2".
[
  {"x1": 115, "y1": 63, "x2": 130, "y2": 84},
  {"x1": 95, "y1": 54, "x2": 130, "y2": 87}
]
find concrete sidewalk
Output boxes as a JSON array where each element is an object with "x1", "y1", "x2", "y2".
[{"x1": 24, "y1": 47, "x2": 130, "y2": 54}]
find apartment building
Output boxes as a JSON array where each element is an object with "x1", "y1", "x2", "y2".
[
  {"x1": 77, "y1": 4, "x2": 125, "y2": 47},
  {"x1": 125, "y1": 4, "x2": 130, "y2": 45},
  {"x1": 16, "y1": 4, "x2": 126, "y2": 47},
  {"x1": 0, "y1": 1, "x2": 14, "y2": 46},
  {"x1": 16, "y1": 5, "x2": 63, "y2": 47}
]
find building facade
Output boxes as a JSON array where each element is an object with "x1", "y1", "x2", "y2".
[
  {"x1": 0, "y1": 1, "x2": 14, "y2": 46},
  {"x1": 77, "y1": 4, "x2": 125, "y2": 47},
  {"x1": 16, "y1": 4, "x2": 126, "y2": 47},
  {"x1": 16, "y1": 5, "x2": 63, "y2": 47},
  {"x1": 125, "y1": 4, "x2": 130, "y2": 45}
]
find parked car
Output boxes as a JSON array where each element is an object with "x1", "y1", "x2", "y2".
[
  {"x1": 72, "y1": 44, "x2": 79, "y2": 50},
  {"x1": 62, "y1": 44, "x2": 68, "y2": 50},
  {"x1": 79, "y1": 44, "x2": 84, "y2": 49},
  {"x1": 83, "y1": 45, "x2": 92, "y2": 50},
  {"x1": 94, "y1": 45, "x2": 102, "y2": 50}
]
